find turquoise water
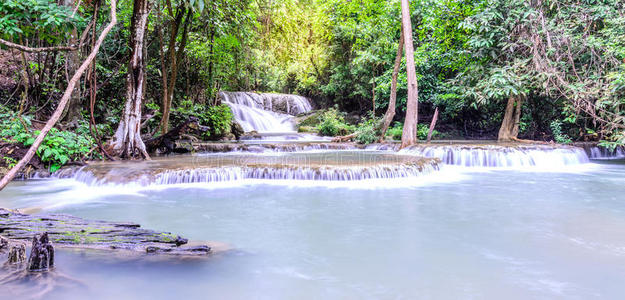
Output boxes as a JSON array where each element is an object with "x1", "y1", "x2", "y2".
[{"x1": 1, "y1": 158, "x2": 625, "y2": 299}]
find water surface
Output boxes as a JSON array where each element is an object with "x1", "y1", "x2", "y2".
[{"x1": 1, "y1": 160, "x2": 624, "y2": 299}]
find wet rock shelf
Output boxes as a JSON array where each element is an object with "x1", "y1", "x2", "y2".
[{"x1": 0, "y1": 208, "x2": 211, "y2": 256}]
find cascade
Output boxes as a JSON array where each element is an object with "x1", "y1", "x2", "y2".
[
  {"x1": 582, "y1": 145, "x2": 625, "y2": 160},
  {"x1": 219, "y1": 92, "x2": 313, "y2": 133},
  {"x1": 57, "y1": 152, "x2": 440, "y2": 187},
  {"x1": 400, "y1": 144, "x2": 590, "y2": 167}
]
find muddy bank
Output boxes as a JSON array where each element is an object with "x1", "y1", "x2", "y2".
[{"x1": 0, "y1": 208, "x2": 217, "y2": 256}]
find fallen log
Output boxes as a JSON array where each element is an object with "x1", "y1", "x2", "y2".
[
  {"x1": 332, "y1": 133, "x2": 357, "y2": 143},
  {"x1": 144, "y1": 116, "x2": 209, "y2": 154}
]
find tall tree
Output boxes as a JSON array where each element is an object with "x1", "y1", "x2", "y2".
[
  {"x1": 498, "y1": 95, "x2": 523, "y2": 141},
  {"x1": 159, "y1": 2, "x2": 193, "y2": 134},
  {"x1": 378, "y1": 27, "x2": 404, "y2": 142},
  {"x1": 400, "y1": 0, "x2": 419, "y2": 149},
  {"x1": 109, "y1": 0, "x2": 150, "y2": 158}
]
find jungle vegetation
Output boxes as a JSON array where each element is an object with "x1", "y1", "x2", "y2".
[{"x1": 0, "y1": 0, "x2": 623, "y2": 185}]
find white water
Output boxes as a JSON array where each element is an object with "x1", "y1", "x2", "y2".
[
  {"x1": 55, "y1": 152, "x2": 440, "y2": 188},
  {"x1": 219, "y1": 92, "x2": 313, "y2": 133},
  {"x1": 400, "y1": 144, "x2": 590, "y2": 168},
  {"x1": 588, "y1": 146, "x2": 625, "y2": 160}
]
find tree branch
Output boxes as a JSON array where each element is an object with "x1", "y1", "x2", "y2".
[{"x1": 0, "y1": 39, "x2": 78, "y2": 53}]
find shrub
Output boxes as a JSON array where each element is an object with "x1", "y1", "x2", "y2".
[
  {"x1": 550, "y1": 120, "x2": 572, "y2": 144},
  {"x1": 317, "y1": 108, "x2": 355, "y2": 136},
  {"x1": 385, "y1": 122, "x2": 440, "y2": 141},
  {"x1": 354, "y1": 118, "x2": 381, "y2": 144},
  {"x1": 386, "y1": 122, "x2": 404, "y2": 140},
  {"x1": 171, "y1": 100, "x2": 233, "y2": 139},
  {"x1": 0, "y1": 107, "x2": 96, "y2": 173}
]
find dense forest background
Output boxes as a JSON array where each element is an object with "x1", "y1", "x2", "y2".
[{"x1": 0, "y1": 0, "x2": 624, "y2": 173}]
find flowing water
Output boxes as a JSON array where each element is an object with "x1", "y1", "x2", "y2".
[
  {"x1": 1, "y1": 147, "x2": 625, "y2": 300},
  {"x1": 219, "y1": 92, "x2": 313, "y2": 133}
]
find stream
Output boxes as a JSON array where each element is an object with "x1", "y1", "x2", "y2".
[{"x1": 1, "y1": 152, "x2": 624, "y2": 299}]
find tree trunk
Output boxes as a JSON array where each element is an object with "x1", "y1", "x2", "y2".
[
  {"x1": 400, "y1": 0, "x2": 419, "y2": 149},
  {"x1": 109, "y1": 0, "x2": 150, "y2": 158},
  {"x1": 497, "y1": 95, "x2": 523, "y2": 142},
  {"x1": 160, "y1": 7, "x2": 191, "y2": 134},
  {"x1": 378, "y1": 27, "x2": 404, "y2": 142},
  {"x1": 0, "y1": 0, "x2": 118, "y2": 191},
  {"x1": 426, "y1": 107, "x2": 439, "y2": 143},
  {"x1": 60, "y1": 0, "x2": 82, "y2": 124}
]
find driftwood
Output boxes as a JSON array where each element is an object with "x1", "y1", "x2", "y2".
[
  {"x1": 144, "y1": 116, "x2": 208, "y2": 154},
  {"x1": 332, "y1": 133, "x2": 357, "y2": 143}
]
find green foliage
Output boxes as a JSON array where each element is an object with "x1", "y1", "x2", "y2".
[
  {"x1": 550, "y1": 121, "x2": 572, "y2": 144},
  {"x1": 35, "y1": 128, "x2": 94, "y2": 173},
  {"x1": 171, "y1": 100, "x2": 233, "y2": 139},
  {"x1": 387, "y1": 122, "x2": 404, "y2": 141},
  {"x1": 316, "y1": 108, "x2": 355, "y2": 137},
  {"x1": 0, "y1": 0, "x2": 83, "y2": 40},
  {"x1": 354, "y1": 117, "x2": 380, "y2": 145},
  {"x1": 0, "y1": 107, "x2": 95, "y2": 173},
  {"x1": 386, "y1": 122, "x2": 440, "y2": 141}
]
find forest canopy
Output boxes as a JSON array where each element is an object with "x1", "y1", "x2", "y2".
[{"x1": 0, "y1": 0, "x2": 624, "y2": 175}]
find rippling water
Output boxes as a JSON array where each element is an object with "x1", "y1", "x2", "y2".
[{"x1": 1, "y1": 158, "x2": 625, "y2": 299}]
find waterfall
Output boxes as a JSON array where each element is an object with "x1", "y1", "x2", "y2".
[
  {"x1": 219, "y1": 92, "x2": 313, "y2": 133},
  {"x1": 400, "y1": 144, "x2": 590, "y2": 168},
  {"x1": 62, "y1": 163, "x2": 439, "y2": 187},
  {"x1": 55, "y1": 152, "x2": 440, "y2": 187},
  {"x1": 587, "y1": 146, "x2": 625, "y2": 160}
]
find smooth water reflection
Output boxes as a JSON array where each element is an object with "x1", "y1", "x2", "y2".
[{"x1": 2, "y1": 162, "x2": 625, "y2": 299}]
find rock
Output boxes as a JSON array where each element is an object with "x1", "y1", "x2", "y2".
[
  {"x1": 0, "y1": 235, "x2": 8, "y2": 251},
  {"x1": 146, "y1": 245, "x2": 211, "y2": 255},
  {"x1": 27, "y1": 233, "x2": 54, "y2": 271},
  {"x1": 231, "y1": 121, "x2": 244, "y2": 140},
  {"x1": 7, "y1": 243, "x2": 26, "y2": 264},
  {"x1": 0, "y1": 208, "x2": 212, "y2": 256},
  {"x1": 0, "y1": 208, "x2": 12, "y2": 218},
  {"x1": 174, "y1": 236, "x2": 188, "y2": 246}
]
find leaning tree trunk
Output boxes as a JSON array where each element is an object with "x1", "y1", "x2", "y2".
[
  {"x1": 400, "y1": 0, "x2": 419, "y2": 149},
  {"x1": 378, "y1": 27, "x2": 404, "y2": 142},
  {"x1": 110, "y1": 0, "x2": 150, "y2": 158},
  {"x1": 0, "y1": 0, "x2": 118, "y2": 191},
  {"x1": 498, "y1": 95, "x2": 523, "y2": 142}
]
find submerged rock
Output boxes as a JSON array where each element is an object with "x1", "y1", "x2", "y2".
[{"x1": 28, "y1": 233, "x2": 54, "y2": 271}]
